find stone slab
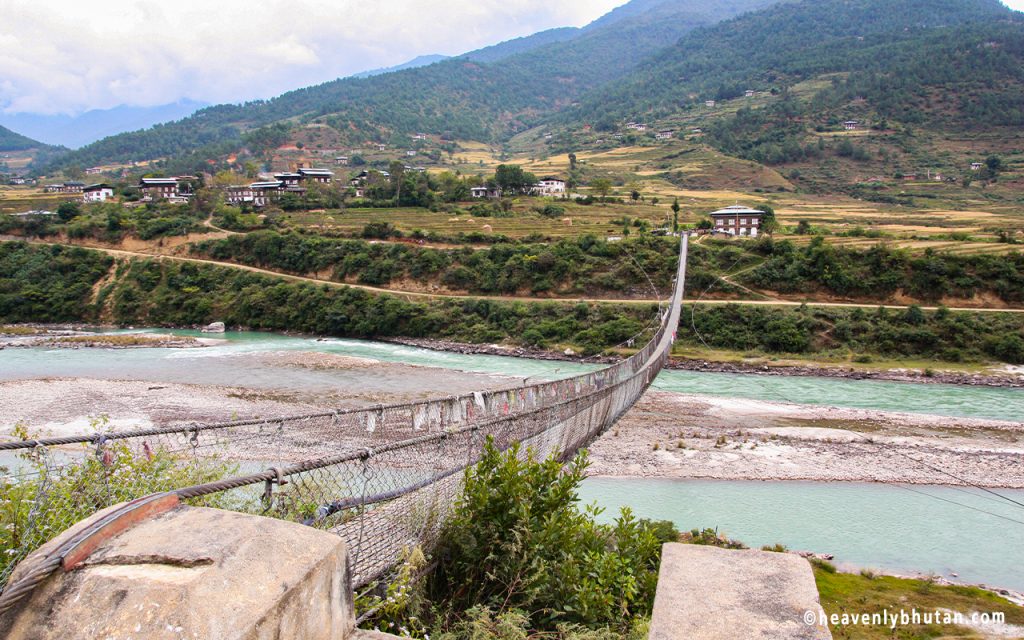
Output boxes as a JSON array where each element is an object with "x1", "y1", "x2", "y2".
[
  {"x1": 1, "y1": 505, "x2": 354, "y2": 640},
  {"x1": 648, "y1": 543, "x2": 831, "y2": 640}
]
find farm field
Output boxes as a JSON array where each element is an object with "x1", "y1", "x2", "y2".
[
  {"x1": 284, "y1": 201, "x2": 671, "y2": 239},
  {"x1": 0, "y1": 186, "x2": 75, "y2": 215}
]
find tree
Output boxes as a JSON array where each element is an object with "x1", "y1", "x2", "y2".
[
  {"x1": 758, "y1": 203, "x2": 778, "y2": 235},
  {"x1": 57, "y1": 201, "x2": 81, "y2": 222},
  {"x1": 590, "y1": 178, "x2": 612, "y2": 201},
  {"x1": 493, "y1": 164, "x2": 536, "y2": 195},
  {"x1": 671, "y1": 198, "x2": 681, "y2": 233},
  {"x1": 795, "y1": 219, "x2": 812, "y2": 235}
]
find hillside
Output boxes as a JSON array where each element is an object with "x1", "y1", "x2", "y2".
[
  {"x1": 38, "y1": 0, "x2": 777, "y2": 173},
  {"x1": 520, "y1": 0, "x2": 1021, "y2": 196},
  {"x1": 0, "y1": 125, "x2": 45, "y2": 152},
  {"x1": 572, "y1": 0, "x2": 1021, "y2": 121}
]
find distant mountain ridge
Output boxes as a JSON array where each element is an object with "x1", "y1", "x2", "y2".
[
  {"x1": 0, "y1": 124, "x2": 49, "y2": 152},
  {"x1": 0, "y1": 100, "x2": 208, "y2": 149},
  {"x1": 353, "y1": 55, "x2": 451, "y2": 78}
]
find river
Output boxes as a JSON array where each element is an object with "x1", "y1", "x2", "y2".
[{"x1": 2, "y1": 329, "x2": 1023, "y2": 590}]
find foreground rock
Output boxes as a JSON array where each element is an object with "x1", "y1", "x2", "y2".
[{"x1": 0, "y1": 502, "x2": 354, "y2": 640}]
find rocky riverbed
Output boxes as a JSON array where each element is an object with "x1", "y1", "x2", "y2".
[{"x1": 588, "y1": 390, "x2": 1024, "y2": 488}]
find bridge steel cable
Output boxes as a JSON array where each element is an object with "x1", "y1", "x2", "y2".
[{"x1": 0, "y1": 235, "x2": 690, "y2": 616}]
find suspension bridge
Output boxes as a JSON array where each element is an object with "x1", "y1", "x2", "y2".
[{"x1": 0, "y1": 234, "x2": 690, "y2": 627}]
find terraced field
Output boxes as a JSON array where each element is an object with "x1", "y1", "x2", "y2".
[{"x1": 284, "y1": 201, "x2": 673, "y2": 239}]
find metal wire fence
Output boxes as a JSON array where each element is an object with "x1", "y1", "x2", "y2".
[{"x1": 0, "y1": 236, "x2": 688, "y2": 603}]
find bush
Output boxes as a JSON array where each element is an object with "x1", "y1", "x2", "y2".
[
  {"x1": 431, "y1": 441, "x2": 674, "y2": 631},
  {"x1": 0, "y1": 421, "x2": 236, "y2": 581}
]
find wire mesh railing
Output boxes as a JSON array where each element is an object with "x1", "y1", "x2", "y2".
[{"x1": 0, "y1": 235, "x2": 688, "y2": 607}]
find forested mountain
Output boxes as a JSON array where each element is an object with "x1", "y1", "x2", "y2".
[
  {"x1": 0, "y1": 125, "x2": 46, "y2": 152},
  {"x1": 463, "y1": 27, "x2": 581, "y2": 63},
  {"x1": 571, "y1": 0, "x2": 1024, "y2": 129},
  {"x1": 39, "y1": 0, "x2": 777, "y2": 173}
]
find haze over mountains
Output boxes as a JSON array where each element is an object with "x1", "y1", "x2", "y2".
[
  {"x1": 0, "y1": 101, "x2": 209, "y2": 150},
  {"x1": 12, "y1": 0, "x2": 1024, "y2": 174}
]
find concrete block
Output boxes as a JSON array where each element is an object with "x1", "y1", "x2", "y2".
[{"x1": 648, "y1": 543, "x2": 831, "y2": 640}]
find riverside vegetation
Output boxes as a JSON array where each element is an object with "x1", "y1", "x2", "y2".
[{"x1": 3, "y1": 240, "x2": 1024, "y2": 363}]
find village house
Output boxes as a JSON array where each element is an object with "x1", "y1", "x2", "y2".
[
  {"x1": 274, "y1": 172, "x2": 302, "y2": 187},
  {"x1": 533, "y1": 177, "x2": 566, "y2": 197},
  {"x1": 470, "y1": 186, "x2": 500, "y2": 199},
  {"x1": 656, "y1": 130, "x2": 675, "y2": 140},
  {"x1": 138, "y1": 177, "x2": 187, "y2": 201},
  {"x1": 335, "y1": 156, "x2": 349, "y2": 166},
  {"x1": 82, "y1": 183, "x2": 114, "y2": 202},
  {"x1": 225, "y1": 185, "x2": 256, "y2": 206},
  {"x1": 44, "y1": 181, "x2": 86, "y2": 194},
  {"x1": 297, "y1": 167, "x2": 333, "y2": 183},
  {"x1": 971, "y1": 162, "x2": 984, "y2": 171},
  {"x1": 412, "y1": 133, "x2": 428, "y2": 141},
  {"x1": 9, "y1": 176, "x2": 27, "y2": 185},
  {"x1": 705, "y1": 100, "x2": 716, "y2": 107},
  {"x1": 85, "y1": 167, "x2": 104, "y2": 175},
  {"x1": 745, "y1": 90, "x2": 755, "y2": 98},
  {"x1": 709, "y1": 205, "x2": 766, "y2": 238},
  {"x1": 843, "y1": 120, "x2": 859, "y2": 131},
  {"x1": 626, "y1": 122, "x2": 647, "y2": 131}
]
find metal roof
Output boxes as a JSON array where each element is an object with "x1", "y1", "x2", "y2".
[{"x1": 710, "y1": 205, "x2": 765, "y2": 216}]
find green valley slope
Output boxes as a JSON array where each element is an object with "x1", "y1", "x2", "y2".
[{"x1": 38, "y1": 0, "x2": 777, "y2": 173}]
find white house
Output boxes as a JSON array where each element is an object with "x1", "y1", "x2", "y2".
[
  {"x1": 709, "y1": 205, "x2": 766, "y2": 238},
  {"x1": 656, "y1": 130, "x2": 675, "y2": 140},
  {"x1": 82, "y1": 183, "x2": 114, "y2": 202},
  {"x1": 705, "y1": 100, "x2": 716, "y2": 107},
  {"x1": 534, "y1": 177, "x2": 566, "y2": 197},
  {"x1": 843, "y1": 120, "x2": 860, "y2": 131},
  {"x1": 470, "y1": 186, "x2": 500, "y2": 199}
]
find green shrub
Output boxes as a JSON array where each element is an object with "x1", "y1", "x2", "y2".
[
  {"x1": 431, "y1": 441, "x2": 674, "y2": 631},
  {"x1": 0, "y1": 422, "x2": 237, "y2": 582}
]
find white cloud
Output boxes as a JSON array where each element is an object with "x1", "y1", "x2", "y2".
[{"x1": 0, "y1": 0, "x2": 625, "y2": 115}]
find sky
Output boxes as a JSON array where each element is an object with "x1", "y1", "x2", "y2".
[
  {"x1": 2, "y1": 0, "x2": 1022, "y2": 117},
  {"x1": 0, "y1": 0, "x2": 626, "y2": 116}
]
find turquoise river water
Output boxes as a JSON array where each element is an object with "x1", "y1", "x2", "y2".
[{"x1": 1, "y1": 329, "x2": 1022, "y2": 589}]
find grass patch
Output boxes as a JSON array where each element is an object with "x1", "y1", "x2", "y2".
[
  {"x1": 0, "y1": 325, "x2": 43, "y2": 336},
  {"x1": 814, "y1": 565, "x2": 1024, "y2": 639}
]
